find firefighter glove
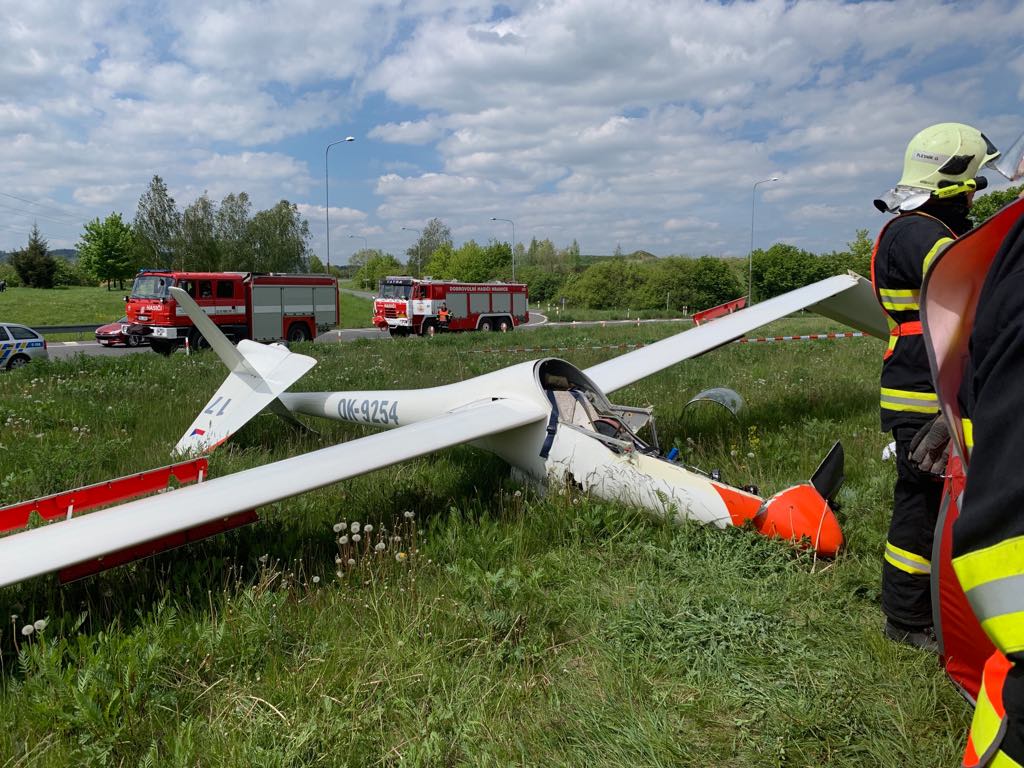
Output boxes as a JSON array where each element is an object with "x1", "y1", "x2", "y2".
[{"x1": 909, "y1": 414, "x2": 951, "y2": 476}]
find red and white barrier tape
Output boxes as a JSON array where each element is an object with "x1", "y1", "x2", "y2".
[{"x1": 735, "y1": 332, "x2": 865, "y2": 344}]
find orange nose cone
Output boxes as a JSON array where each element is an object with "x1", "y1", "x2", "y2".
[{"x1": 752, "y1": 484, "x2": 843, "y2": 557}]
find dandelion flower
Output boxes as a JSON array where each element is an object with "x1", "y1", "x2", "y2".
[
  {"x1": 375, "y1": 542, "x2": 386, "y2": 552},
  {"x1": 513, "y1": 490, "x2": 522, "y2": 498},
  {"x1": 352, "y1": 533, "x2": 361, "y2": 543},
  {"x1": 338, "y1": 535, "x2": 349, "y2": 545},
  {"x1": 33, "y1": 619, "x2": 47, "y2": 632},
  {"x1": 395, "y1": 552, "x2": 408, "y2": 562},
  {"x1": 336, "y1": 571, "x2": 344, "y2": 579},
  {"x1": 403, "y1": 510, "x2": 415, "y2": 519},
  {"x1": 746, "y1": 452, "x2": 755, "y2": 459},
  {"x1": 730, "y1": 449, "x2": 738, "y2": 457},
  {"x1": 351, "y1": 522, "x2": 361, "y2": 533},
  {"x1": 312, "y1": 576, "x2": 321, "y2": 584},
  {"x1": 364, "y1": 523, "x2": 373, "y2": 533},
  {"x1": 21, "y1": 624, "x2": 34, "y2": 637},
  {"x1": 335, "y1": 555, "x2": 343, "y2": 565},
  {"x1": 258, "y1": 554, "x2": 269, "y2": 564},
  {"x1": 347, "y1": 558, "x2": 356, "y2": 567},
  {"x1": 332, "y1": 522, "x2": 345, "y2": 533}
]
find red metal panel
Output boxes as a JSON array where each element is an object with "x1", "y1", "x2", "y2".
[
  {"x1": 693, "y1": 296, "x2": 748, "y2": 325},
  {"x1": 0, "y1": 459, "x2": 209, "y2": 534}
]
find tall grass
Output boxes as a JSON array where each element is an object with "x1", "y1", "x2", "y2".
[{"x1": 0, "y1": 320, "x2": 968, "y2": 765}]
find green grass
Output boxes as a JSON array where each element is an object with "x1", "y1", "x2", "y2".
[
  {"x1": 0, "y1": 321, "x2": 969, "y2": 765},
  {"x1": 540, "y1": 305, "x2": 686, "y2": 322},
  {"x1": 338, "y1": 292, "x2": 373, "y2": 329},
  {"x1": 0, "y1": 286, "x2": 127, "y2": 327}
]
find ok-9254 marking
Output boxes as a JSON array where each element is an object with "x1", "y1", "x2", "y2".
[{"x1": 338, "y1": 398, "x2": 399, "y2": 425}]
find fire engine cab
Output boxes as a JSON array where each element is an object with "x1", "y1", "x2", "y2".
[
  {"x1": 372, "y1": 276, "x2": 529, "y2": 337},
  {"x1": 125, "y1": 270, "x2": 338, "y2": 355}
]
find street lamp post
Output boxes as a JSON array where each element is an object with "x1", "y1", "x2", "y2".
[
  {"x1": 401, "y1": 227, "x2": 422, "y2": 275},
  {"x1": 324, "y1": 136, "x2": 355, "y2": 274},
  {"x1": 749, "y1": 177, "x2": 779, "y2": 304},
  {"x1": 490, "y1": 217, "x2": 516, "y2": 282}
]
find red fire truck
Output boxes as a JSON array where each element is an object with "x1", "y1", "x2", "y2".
[
  {"x1": 124, "y1": 270, "x2": 339, "y2": 355},
  {"x1": 372, "y1": 276, "x2": 529, "y2": 337}
]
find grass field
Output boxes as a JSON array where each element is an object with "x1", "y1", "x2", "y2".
[
  {"x1": 0, "y1": 319, "x2": 969, "y2": 766},
  {"x1": 0, "y1": 286, "x2": 127, "y2": 327},
  {"x1": 0, "y1": 286, "x2": 374, "y2": 338}
]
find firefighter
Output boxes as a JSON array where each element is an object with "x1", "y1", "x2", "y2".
[
  {"x1": 438, "y1": 303, "x2": 450, "y2": 326},
  {"x1": 872, "y1": 123, "x2": 1000, "y2": 651},
  {"x1": 931, "y1": 199, "x2": 1024, "y2": 767}
]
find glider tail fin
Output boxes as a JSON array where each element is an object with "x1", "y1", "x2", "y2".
[{"x1": 170, "y1": 287, "x2": 317, "y2": 456}]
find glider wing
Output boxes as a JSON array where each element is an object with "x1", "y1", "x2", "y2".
[
  {"x1": 583, "y1": 273, "x2": 887, "y2": 394},
  {"x1": 0, "y1": 398, "x2": 547, "y2": 588}
]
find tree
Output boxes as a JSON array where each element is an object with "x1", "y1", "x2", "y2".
[
  {"x1": 688, "y1": 256, "x2": 743, "y2": 310},
  {"x1": 216, "y1": 192, "x2": 252, "y2": 271},
  {"x1": 970, "y1": 184, "x2": 1024, "y2": 225},
  {"x1": 406, "y1": 218, "x2": 452, "y2": 276},
  {"x1": 132, "y1": 175, "x2": 182, "y2": 269},
  {"x1": 180, "y1": 194, "x2": 220, "y2": 271},
  {"x1": 356, "y1": 251, "x2": 403, "y2": 289},
  {"x1": 424, "y1": 242, "x2": 454, "y2": 278},
  {"x1": 248, "y1": 200, "x2": 312, "y2": 273},
  {"x1": 567, "y1": 258, "x2": 645, "y2": 309},
  {"x1": 10, "y1": 225, "x2": 57, "y2": 288},
  {"x1": 633, "y1": 257, "x2": 695, "y2": 311},
  {"x1": 77, "y1": 213, "x2": 135, "y2": 289},
  {"x1": 751, "y1": 243, "x2": 820, "y2": 300}
]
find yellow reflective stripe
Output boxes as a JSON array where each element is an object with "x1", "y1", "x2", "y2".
[
  {"x1": 971, "y1": 675, "x2": 1007, "y2": 763},
  {"x1": 886, "y1": 334, "x2": 899, "y2": 355},
  {"x1": 923, "y1": 237, "x2": 954, "y2": 274},
  {"x1": 990, "y1": 750, "x2": 1024, "y2": 768},
  {"x1": 884, "y1": 542, "x2": 931, "y2": 575},
  {"x1": 880, "y1": 387, "x2": 940, "y2": 414},
  {"x1": 980, "y1": 612, "x2": 1024, "y2": 655},
  {"x1": 963, "y1": 418, "x2": 974, "y2": 452},
  {"x1": 878, "y1": 288, "x2": 921, "y2": 311},
  {"x1": 954, "y1": 535, "x2": 1024, "y2": 593}
]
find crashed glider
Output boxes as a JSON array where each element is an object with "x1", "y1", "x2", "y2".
[{"x1": 0, "y1": 274, "x2": 887, "y2": 588}]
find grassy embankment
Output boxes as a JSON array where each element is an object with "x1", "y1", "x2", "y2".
[{"x1": 0, "y1": 320, "x2": 969, "y2": 765}]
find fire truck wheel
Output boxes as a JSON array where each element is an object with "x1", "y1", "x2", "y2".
[
  {"x1": 151, "y1": 340, "x2": 175, "y2": 356},
  {"x1": 423, "y1": 323, "x2": 437, "y2": 338},
  {"x1": 188, "y1": 329, "x2": 210, "y2": 351},
  {"x1": 287, "y1": 322, "x2": 311, "y2": 343},
  {"x1": 498, "y1": 319, "x2": 511, "y2": 332},
  {"x1": 479, "y1": 319, "x2": 493, "y2": 332}
]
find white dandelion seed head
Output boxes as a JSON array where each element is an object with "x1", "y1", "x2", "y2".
[
  {"x1": 395, "y1": 552, "x2": 408, "y2": 562},
  {"x1": 258, "y1": 554, "x2": 269, "y2": 564},
  {"x1": 746, "y1": 452, "x2": 755, "y2": 458},
  {"x1": 403, "y1": 510, "x2": 414, "y2": 519},
  {"x1": 33, "y1": 619, "x2": 47, "y2": 632},
  {"x1": 350, "y1": 522, "x2": 360, "y2": 533},
  {"x1": 513, "y1": 490, "x2": 522, "y2": 498},
  {"x1": 312, "y1": 576, "x2": 320, "y2": 584},
  {"x1": 375, "y1": 542, "x2": 386, "y2": 552},
  {"x1": 335, "y1": 555, "x2": 343, "y2": 565},
  {"x1": 351, "y1": 533, "x2": 361, "y2": 543},
  {"x1": 21, "y1": 624, "x2": 34, "y2": 636},
  {"x1": 338, "y1": 535, "x2": 348, "y2": 545},
  {"x1": 364, "y1": 524, "x2": 373, "y2": 533},
  {"x1": 332, "y1": 523, "x2": 344, "y2": 533},
  {"x1": 347, "y1": 558, "x2": 356, "y2": 567}
]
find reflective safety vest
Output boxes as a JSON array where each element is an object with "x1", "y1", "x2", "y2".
[
  {"x1": 872, "y1": 212, "x2": 955, "y2": 429},
  {"x1": 922, "y1": 197, "x2": 1024, "y2": 766}
]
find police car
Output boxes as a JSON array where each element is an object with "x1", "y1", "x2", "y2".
[{"x1": 0, "y1": 323, "x2": 48, "y2": 370}]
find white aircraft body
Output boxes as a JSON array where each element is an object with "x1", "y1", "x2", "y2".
[{"x1": 0, "y1": 275, "x2": 887, "y2": 588}]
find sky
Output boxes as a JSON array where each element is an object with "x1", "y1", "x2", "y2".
[{"x1": 1, "y1": 0, "x2": 1022, "y2": 264}]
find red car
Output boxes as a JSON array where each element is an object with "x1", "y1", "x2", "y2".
[{"x1": 95, "y1": 317, "x2": 147, "y2": 347}]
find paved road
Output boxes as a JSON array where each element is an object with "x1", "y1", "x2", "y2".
[{"x1": 47, "y1": 313, "x2": 690, "y2": 360}]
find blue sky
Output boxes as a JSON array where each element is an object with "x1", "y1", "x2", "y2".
[{"x1": 1, "y1": 0, "x2": 1022, "y2": 264}]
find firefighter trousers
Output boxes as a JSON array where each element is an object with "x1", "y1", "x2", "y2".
[{"x1": 882, "y1": 426, "x2": 944, "y2": 629}]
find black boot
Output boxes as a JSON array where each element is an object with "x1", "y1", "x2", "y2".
[{"x1": 884, "y1": 620, "x2": 939, "y2": 653}]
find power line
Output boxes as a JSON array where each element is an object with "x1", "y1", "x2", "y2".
[
  {"x1": 0, "y1": 202, "x2": 81, "y2": 229},
  {"x1": 0, "y1": 191, "x2": 86, "y2": 220}
]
